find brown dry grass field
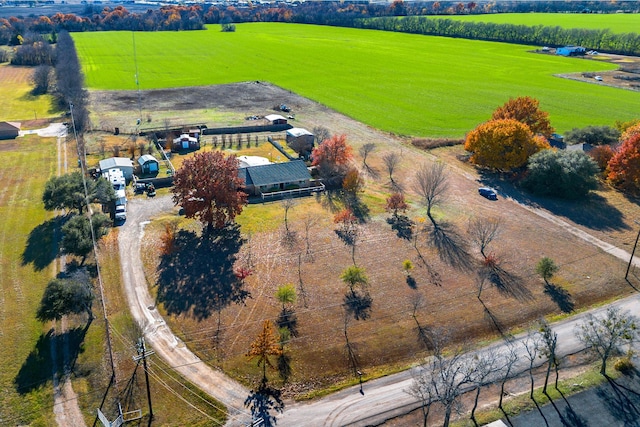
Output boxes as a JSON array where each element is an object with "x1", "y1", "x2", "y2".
[{"x1": 90, "y1": 82, "x2": 640, "y2": 401}]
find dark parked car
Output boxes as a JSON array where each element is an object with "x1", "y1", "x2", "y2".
[{"x1": 478, "y1": 187, "x2": 498, "y2": 200}]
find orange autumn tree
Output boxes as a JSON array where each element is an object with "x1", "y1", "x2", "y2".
[
  {"x1": 246, "y1": 320, "x2": 282, "y2": 383},
  {"x1": 385, "y1": 192, "x2": 408, "y2": 218},
  {"x1": 464, "y1": 119, "x2": 550, "y2": 171},
  {"x1": 312, "y1": 134, "x2": 354, "y2": 187},
  {"x1": 491, "y1": 96, "x2": 554, "y2": 138},
  {"x1": 607, "y1": 132, "x2": 640, "y2": 194}
]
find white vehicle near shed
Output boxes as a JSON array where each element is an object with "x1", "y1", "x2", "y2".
[{"x1": 115, "y1": 204, "x2": 127, "y2": 222}]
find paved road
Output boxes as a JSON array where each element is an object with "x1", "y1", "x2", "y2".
[
  {"x1": 119, "y1": 195, "x2": 640, "y2": 427},
  {"x1": 118, "y1": 196, "x2": 251, "y2": 426}
]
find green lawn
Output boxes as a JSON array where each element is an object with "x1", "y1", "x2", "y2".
[
  {"x1": 0, "y1": 64, "x2": 57, "y2": 122},
  {"x1": 74, "y1": 23, "x2": 640, "y2": 137},
  {"x1": 0, "y1": 134, "x2": 57, "y2": 426},
  {"x1": 431, "y1": 12, "x2": 640, "y2": 34}
]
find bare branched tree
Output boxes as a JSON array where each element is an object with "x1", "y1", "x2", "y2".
[
  {"x1": 408, "y1": 336, "x2": 475, "y2": 427},
  {"x1": 312, "y1": 126, "x2": 331, "y2": 145},
  {"x1": 576, "y1": 307, "x2": 639, "y2": 376},
  {"x1": 498, "y1": 345, "x2": 519, "y2": 424},
  {"x1": 467, "y1": 216, "x2": 501, "y2": 259},
  {"x1": 382, "y1": 152, "x2": 401, "y2": 184},
  {"x1": 281, "y1": 196, "x2": 297, "y2": 233},
  {"x1": 359, "y1": 142, "x2": 376, "y2": 169},
  {"x1": 537, "y1": 319, "x2": 558, "y2": 395},
  {"x1": 301, "y1": 212, "x2": 321, "y2": 257},
  {"x1": 413, "y1": 162, "x2": 449, "y2": 228},
  {"x1": 469, "y1": 349, "x2": 502, "y2": 427},
  {"x1": 522, "y1": 330, "x2": 549, "y2": 427}
]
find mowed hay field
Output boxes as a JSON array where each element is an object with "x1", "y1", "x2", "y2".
[
  {"x1": 433, "y1": 12, "x2": 640, "y2": 34},
  {"x1": 73, "y1": 23, "x2": 640, "y2": 138},
  {"x1": 0, "y1": 64, "x2": 56, "y2": 122}
]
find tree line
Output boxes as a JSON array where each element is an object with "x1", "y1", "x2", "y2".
[
  {"x1": 1, "y1": 1, "x2": 639, "y2": 50},
  {"x1": 356, "y1": 16, "x2": 640, "y2": 56}
]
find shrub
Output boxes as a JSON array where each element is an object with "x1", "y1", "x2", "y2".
[{"x1": 614, "y1": 356, "x2": 634, "y2": 374}]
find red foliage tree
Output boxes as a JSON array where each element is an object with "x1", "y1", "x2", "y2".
[
  {"x1": 312, "y1": 134, "x2": 353, "y2": 167},
  {"x1": 491, "y1": 96, "x2": 554, "y2": 138},
  {"x1": 589, "y1": 145, "x2": 615, "y2": 172},
  {"x1": 607, "y1": 133, "x2": 640, "y2": 194},
  {"x1": 385, "y1": 192, "x2": 408, "y2": 218},
  {"x1": 312, "y1": 134, "x2": 354, "y2": 187},
  {"x1": 172, "y1": 151, "x2": 247, "y2": 234}
]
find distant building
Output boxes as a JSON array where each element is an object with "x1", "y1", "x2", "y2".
[
  {"x1": 172, "y1": 134, "x2": 200, "y2": 152},
  {"x1": 556, "y1": 46, "x2": 587, "y2": 56},
  {"x1": 286, "y1": 128, "x2": 315, "y2": 158},
  {"x1": 99, "y1": 157, "x2": 135, "y2": 182},
  {"x1": 566, "y1": 143, "x2": 594, "y2": 153},
  {"x1": 264, "y1": 114, "x2": 288, "y2": 125},
  {"x1": 137, "y1": 154, "x2": 159, "y2": 175},
  {"x1": 0, "y1": 122, "x2": 20, "y2": 140}
]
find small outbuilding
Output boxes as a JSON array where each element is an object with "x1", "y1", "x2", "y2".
[
  {"x1": 566, "y1": 142, "x2": 594, "y2": 153},
  {"x1": 172, "y1": 134, "x2": 200, "y2": 152},
  {"x1": 138, "y1": 154, "x2": 159, "y2": 174},
  {"x1": 99, "y1": 157, "x2": 135, "y2": 182},
  {"x1": 556, "y1": 46, "x2": 586, "y2": 56},
  {"x1": 264, "y1": 114, "x2": 288, "y2": 125},
  {"x1": 0, "y1": 122, "x2": 20, "y2": 140},
  {"x1": 286, "y1": 128, "x2": 314, "y2": 158}
]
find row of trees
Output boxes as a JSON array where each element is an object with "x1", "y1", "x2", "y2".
[
  {"x1": 357, "y1": 16, "x2": 640, "y2": 56},
  {"x1": 409, "y1": 307, "x2": 638, "y2": 427}
]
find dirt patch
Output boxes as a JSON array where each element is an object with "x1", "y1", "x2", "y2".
[{"x1": 0, "y1": 140, "x2": 19, "y2": 151}]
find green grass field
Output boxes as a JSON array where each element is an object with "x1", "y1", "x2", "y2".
[
  {"x1": 432, "y1": 12, "x2": 640, "y2": 34},
  {"x1": 0, "y1": 134, "x2": 57, "y2": 426},
  {"x1": 74, "y1": 23, "x2": 640, "y2": 137},
  {"x1": 0, "y1": 64, "x2": 57, "y2": 122}
]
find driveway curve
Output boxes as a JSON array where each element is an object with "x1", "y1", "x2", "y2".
[{"x1": 117, "y1": 196, "x2": 251, "y2": 426}]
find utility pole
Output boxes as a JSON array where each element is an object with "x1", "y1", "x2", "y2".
[
  {"x1": 135, "y1": 337, "x2": 155, "y2": 423},
  {"x1": 625, "y1": 220, "x2": 640, "y2": 282}
]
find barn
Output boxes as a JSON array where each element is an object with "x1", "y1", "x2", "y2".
[
  {"x1": 172, "y1": 134, "x2": 200, "y2": 152},
  {"x1": 0, "y1": 122, "x2": 20, "y2": 140},
  {"x1": 99, "y1": 157, "x2": 135, "y2": 182},
  {"x1": 264, "y1": 114, "x2": 288, "y2": 125},
  {"x1": 137, "y1": 154, "x2": 159, "y2": 175},
  {"x1": 286, "y1": 128, "x2": 314, "y2": 158}
]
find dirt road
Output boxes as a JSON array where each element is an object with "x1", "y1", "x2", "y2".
[{"x1": 117, "y1": 196, "x2": 251, "y2": 426}]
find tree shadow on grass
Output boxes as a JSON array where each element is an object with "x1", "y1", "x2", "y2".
[
  {"x1": 387, "y1": 215, "x2": 413, "y2": 241},
  {"x1": 22, "y1": 217, "x2": 63, "y2": 271},
  {"x1": 428, "y1": 222, "x2": 474, "y2": 272},
  {"x1": 276, "y1": 308, "x2": 298, "y2": 337},
  {"x1": 14, "y1": 325, "x2": 89, "y2": 394},
  {"x1": 544, "y1": 282, "x2": 575, "y2": 313},
  {"x1": 481, "y1": 264, "x2": 533, "y2": 302},
  {"x1": 344, "y1": 290, "x2": 372, "y2": 321},
  {"x1": 156, "y1": 225, "x2": 249, "y2": 320}
]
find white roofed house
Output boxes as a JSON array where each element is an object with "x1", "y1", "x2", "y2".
[
  {"x1": 99, "y1": 157, "x2": 135, "y2": 182},
  {"x1": 172, "y1": 134, "x2": 200, "y2": 152}
]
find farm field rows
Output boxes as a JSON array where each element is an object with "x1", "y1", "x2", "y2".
[
  {"x1": 430, "y1": 12, "x2": 640, "y2": 34},
  {"x1": 73, "y1": 23, "x2": 640, "y2": 138}
]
